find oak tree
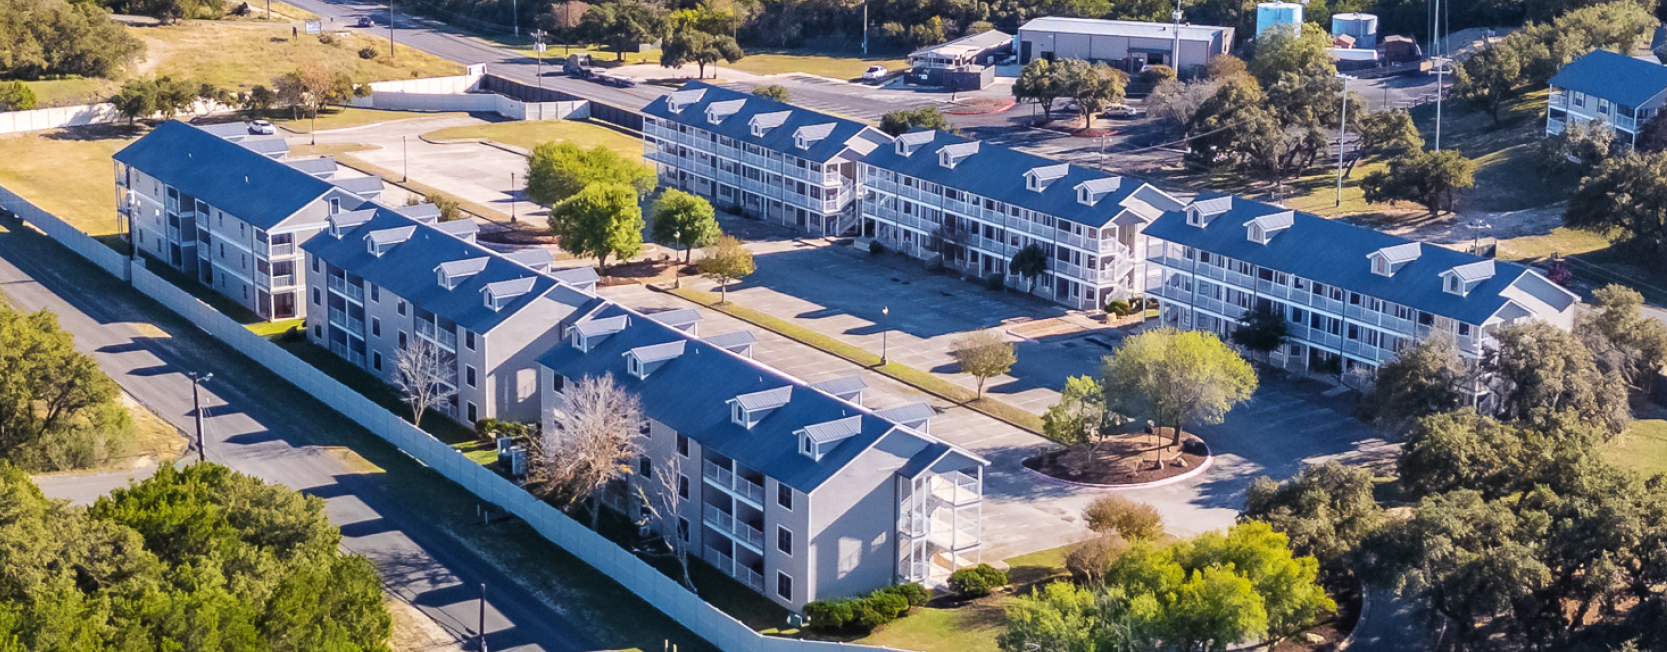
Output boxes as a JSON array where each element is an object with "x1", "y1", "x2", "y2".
[
  {"x1": 1102, "y1": 328, "x2": 1258, "y2": 446},
  {"x1": 950, "y1": 329, "x2": 1016, "y2": 399}
]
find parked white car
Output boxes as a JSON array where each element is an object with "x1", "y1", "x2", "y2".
[
  {"x1": 1104, "y1": 104, "x2": 1144, "y2": 119},
  {"x1": 862, "y1": 65, "x2": 888, "y2": 82},
  {"x1": 249, "y1": 119, "x2": 276, "y2": 135}
]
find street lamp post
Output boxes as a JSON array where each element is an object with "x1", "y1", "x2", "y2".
[
  {"x1": 1336, "y1": 73, "x2": 1354, "y2": 207},
  {"x1": 389, "y1": 0, "x2": 396, "y2": 61},
  {"x1": 402, "y1": 135, "x2": 408, "y2": 182},
  {"x1": 510, "y1": 172, "x2": 517, "y2": 223},
  {"x1": 478, "y1": 583, "x2": 488, "y2": 652},
  {"x1": 189, "y1": 372, "x2": 213, "y2": 462},
  {"x1": 879, "y1": 306, "x2": 889, "y2": 366},
  {"x1": 673, "y1": 229, "x2": 682, "y2": 288},
  {"x1": 532, "y1": 29, "x2": 547, "y2": 89}
]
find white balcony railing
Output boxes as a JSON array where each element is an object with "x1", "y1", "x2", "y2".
[
  {"x1": 702, "y1": 503, "x2": 766, "y2": 551},
  {"x1": 703, "y1": 546, "x2": 764, "y2": 591},
  {"x1": 702, "y1": 459, "x2": 765, "y2": 505}
]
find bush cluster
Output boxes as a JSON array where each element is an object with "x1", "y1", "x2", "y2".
[
  {"x1": 948, "y1": 563, "x2": 1008, "y2": 598},
  {"x1": 358, "y1": 45, "x2": 380, "y2": 60},
  {"x1": 803, "y1": 583, "x2": 928, "y2": 633}
]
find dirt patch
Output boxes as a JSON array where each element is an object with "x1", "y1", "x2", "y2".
[
  {"x1": 1007, "y1": 317, "x2": 1086, "y2": 340},
  {"x1": 386, "y1": 596, "x2": 465, "y2": 652},
  {"x1": 1023, "y1": 429, "x2": 1208, "y2": 485},
  {"x1": 476, "y1": 222, "x2": 557, "y2": 246},
  {"x1": 598, "y1": 257, "x2": 691, "y2": 286},
  {"x1": 943, "y1": 97, "x2": 1015, "y2": 115}
]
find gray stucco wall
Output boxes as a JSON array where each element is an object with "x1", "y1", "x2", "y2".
[{"x1": 806, "y1": 433, "x2": 923, "y2": 603}]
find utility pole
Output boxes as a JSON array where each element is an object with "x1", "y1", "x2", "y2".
[
  {"x1": 190, "y1": 372, "x2": 213, "y2": 462},
  {"x1": 512, "y1": 0, "x2": 519, "y2": 38},
  {"x1": 1171, "y1": 0, "x2": 1182, "y2": 72},
  {"x1": 862, "y1": 2, "x2": 869, "y2": 56},
  {"x1": 533, "y1": 29, "x2": 547, "y2": 88},
  {"x1": 1336, "y1": 74, "x2": 1352, "y2": 207},
  {"x1": 389, "y1": 0, "x2": 396, "y2": 60},
  {"x1": 478, "y1": 584, "x2": 488, "y2": 652},
  {"x1": 510, "y1": 172, "x2": 517, "y2": 223}
]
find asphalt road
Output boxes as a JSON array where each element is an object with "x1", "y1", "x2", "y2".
[{"x1": 4, "y1": 220, "x2": 606, "y2": 652}]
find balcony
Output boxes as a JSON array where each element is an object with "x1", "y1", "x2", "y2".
[
  {"x1": 702, "y1": 503, "x2": 766, "y2": 551},
  {"x1": 327, "y1": 276, "x2": 364, "y2": 303},
  {"x1": 256, "y1": 240, "x2": 296, "y2": 258},
  {"x1": 414, "y1": 319, "x2": 458, "y2": 350},
  {"x1": 702, "y1": 546, "x2": 764, "y2": 592},
  {"x1": 928, "y1": 471, "x2": 981, "y2": 506},
  {"x1": 702, "y1": 459, "x2": 765, "y2": 505},
  {"x1": 328, "y1": 308, "x2": 364, "y2": 335}
]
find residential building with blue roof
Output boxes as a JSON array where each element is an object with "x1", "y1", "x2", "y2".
[
  {"x1": 114, "y1": 120, "x2": 386, "y2": 320},
  {"x1": 642, "y1": 81, "x2": 891, "y2": 238},
  {"x1": 537, "y1": 302, "x2": 984, "y2": 610},
  {"x1": 859, "y1": 129, "x2": 1183, "y2": 310},
  {"x1": 302, "y1": 207, "x2": 601, "y2": 424},
  {"x1": 1546, "y1": 49, "x2": 1667, "y2": 146},
  {"x1": 1143, "y1": 194, "x2": 1579, "y2": 387}
]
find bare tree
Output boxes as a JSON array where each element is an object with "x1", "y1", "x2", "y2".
[
  {"x1": 528, "y1": 373, "x2": 644, "y2": 529},
  {"x1": 393, "y1": 335, "x2": 457, "y2": 426},
  {"x1": 634, "y1": 453, "x2": 695, "y2": 590}
]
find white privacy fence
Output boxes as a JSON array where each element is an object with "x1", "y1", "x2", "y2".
[
  {"x1": 3, "y1": 180, "x2": 902, "y2": 652},
  {"x1": 349, "y1": 64, "x2": 590, "y2": 121},
  {"x1": 0, "y1": 186, "x2": 130, "y2": 279},
  {"x1": 0, "y1": 100, "x2": 228, "y2": 135}
]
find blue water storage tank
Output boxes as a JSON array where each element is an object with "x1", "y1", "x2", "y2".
[
  {"x1": 1331, "y1": 12, "x2": 1379, "y2": 49},
  {"x1": 1256, "y1": 2, "x2": 1304, "y2": 38}
]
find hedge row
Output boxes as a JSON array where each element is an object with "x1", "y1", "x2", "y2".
[{"x1": 802, "y1": 583, "x2": 929, "y2": 633}]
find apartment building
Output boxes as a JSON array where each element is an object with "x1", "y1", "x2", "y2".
[
  {"x1": 642, "y1": 82, "x2": 891, "y2": 237},
  {"x1": 114, "y1": 120, "x2": 374, "y2": 320},
  {"x1": 302, "y1": 207, "x2": 603, "y2": 424},
  {"x1": 537, "y1": 303, "x2": 986, "y2": 611},
  {"x1": 1142, "y1": 194, "x2": 1579, "y2": 386},
  {"x1": 859, "y1": 129, "x2": 1183, "y2": 310},
  {"x1": 1546, "y1": 49, "x2": 1667, "y2": 147}
]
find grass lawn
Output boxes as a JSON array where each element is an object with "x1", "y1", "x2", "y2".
[
  {"x1": 269, "y1": 107, "x2": 470, "y2": 133},
  {"x1": 1607, "y1": 418, "x2": 1667, "y2": 477},
  {"x1": 270, "y1": 337, "x2": 479, "y2": 445},
  {"x1": 423, "y1": 119, "x2": 643, "y2": 160},
  {"x1": 22, "y1": 77, "x2": 119, "y2": 107},
  {"x1": 134, "y1": 20, "x2": 462, "y2": 92},
  {"x1": 668, "y1": 286, "x2": 1045, "y2": 433},
  {"x1": 246, "y1": 317, "x2": 304, "y2": 338},
  {"x1": 724, "y1": 51, "x2": 909, "y2": 81},
  {"x1": 124, "y1": 391, "x2": 189, "y2": 464},
  {"x1": 495, "y1": 42, "x2": 661, "y2": 67},
  {"x1": 1496, "y1": 227, "x2": 1612, "y2": 261},
  {"x1": 0, "y1": 126, "x2": 139, "y2": 236},
  {"x1": 1409, "y1": 89, "x2": 1576, "y2": 214},
  {"x1": 858, "y1": 545, "x2": 1070, "y2": 652}
]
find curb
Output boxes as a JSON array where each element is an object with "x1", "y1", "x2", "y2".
[
  {"x1": 1022, "y1": 442, "x2": 1214, "y2": 491},
  {"x1": 1336, "y1": 587, "x2": 1371, "y2": 650}
]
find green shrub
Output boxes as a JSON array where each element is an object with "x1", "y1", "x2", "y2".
[
  {"x1": 869, "y1": 590, "x2": 908, "y2": 621},
  {"x1": 804, "y1": 598, "x2": 856, "y2": 631},
  {"x1": 358, "y1": 45, "x2": 379, "y2": 60},
  {"x1": 1105, "y1": 299, "x2": 1132, "y2": 317},
  {"x1": 879, "y1": 582, "x2": 929, "y2": 607},
  {"x1": 949, "y1": 568, "x2": 991, "y2": 597},
  {"x1": 0, "y1": 81, "x2": 38, "y2": 111},
  {"x1": 318, "y1": 33, "x2": 336, "y2": 45},
  {"x1": 974, "y1": 563, "x2": 1008, "y2": 588}
]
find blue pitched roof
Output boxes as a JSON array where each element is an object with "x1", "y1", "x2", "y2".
[
  {"x1": 302, "y1": 207, "x2": 590, "y2": 333},
  {"x1": 1549, "y1": 50, "x2": 1667, "y2": 108},
  {"x1": 537, "y1": 304, "x2": 986, "y2": 493},
  {"x1": 114, "y1": 121, "x2": 342, "y2": 230},
  {"x1": 860, "y1": 129, "x2": 1179, "y2": 228},
  {"x1": 643, "y1": 81, "x2": 878, "y2": 163},
  {"x1": 1143, "y1": 195, "x2": 1537, "y2": 325}
]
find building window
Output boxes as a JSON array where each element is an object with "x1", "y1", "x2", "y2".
[
  {"x1": 776, "y1": 573, "x2": 792, "y2": 601},
  {"x1": 678, "y1": 517, "x2": 690, "y2": 542},
  {"x1": 313, "y1": 324, "x2": 321, "y2": 338},
  {"x1": 371, "y1": 318, "x2": 381, "y2": 337},
  {"x1": 777, "y1": 526, "x2": 793, "y2": 555},
  {"x1": 551, "y1": 372, "x2": 564, "y2": 392},
  {"x1": 778, "y1": 484, "x2": 793, "y2": 510},
  {"x1": 676, "y1": 433, "x2": 689, "y2": 457},
  {"x1": 465, "y1": 331, "x2": 476, "y2": 350},
  {"x1": 373, "y1": 352, "x2": 382, "y2": 370},
  {"x1": 639, "y1": 456, "x2": 652, "y2": 478},
  {"x1": 329, "y1": 198, "x2": 341, "y2": 214},
  {"x1": 678, "y1": 475, "x2": 690, "y2": 499},
  {"x1": 370, "y1": 285, "x2": 380, "y2": 302},
  {"x1": 398, "y1": 331, "x2": 407, "y2": 349},
  {"x1": 466, "y1": 366, "x2": 477, "y2": 387},
  {"x1": 466, "y1": 402, "x2": 477, "y2": 422},
  {"x1": 312, "y1": 257, "x2": 319, "y2": 273},
  {"x1": 397, "y1": 301, "x2": 406, "y2": 316},
  {"x1": 312, "y1": 288, "x2": 321, "y2": 305}
]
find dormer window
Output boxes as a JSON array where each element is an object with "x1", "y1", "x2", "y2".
[
  {"x1": 1373, "y1": 256, "x2": 1388, "y2": 276},
  {"x1": 1187, "y1": 209, "x2": 1203, "y2": 227},
  {"x1": 936, "y1": 141, "x2": 979, "y2": 169},
  {"x1": 624, "y1": 341, "x2": 685, "y2": 379},
  {"x1": 1442, "y1": 260, "x2": 1495, "y2": 297},
  {"x1": 436, "y1": 257, "x2": 489, "y2": 290},
  {"x1": 1447, "y1": 275, "x2": 1464, "y2": 295},
  {"x1": 1024, "y1": 164, "x2": 1070, "y2": 193},
  {"x1": 894, "y1": 131, "x2": 935, "y2": 156},
  {"x1": 729, "y1": 386, "x2": 791, "y2": 429},
  {"x1": 749, "y1": 111, "x2": 791, "y2": 137},
  {"x1": 1243, "y1": 211, "x2": 1293, "y2": 244},
  {"x1": 665, "y1": 88, "x2": 706, "y2": 113},
  {"x1": 705, "y1": 99, "x2": 745, "y2": 123},
  {"x1": 481, "y1": 277, "x2": 536, "y2": 312},
  {"x1": 795, "y1": 123, "x2": 835, "y2": 150},
  {"x1": 627, "y1": 355, "x2": 644, "y2": 378},
  {"x1": 571, "y1": 329, "x2": 587, "y2": 351},
  {"x1": 1249, "y1": 224, "x2": 1264, "y2": 242}
]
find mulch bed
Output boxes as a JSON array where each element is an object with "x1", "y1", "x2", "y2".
[
  {"x1": 943, "y1": 97, "x2": 1016, "y2": 115},
  {"x1": 1023, "y1": 429, "x2": 1207, "y2": 485},
  {"x1": 1069, "y1": 126, "x2": 1118, "y2": 138},
  {"x1": 1270, "y1": 577, "x2": 1364, "y2": 652}
]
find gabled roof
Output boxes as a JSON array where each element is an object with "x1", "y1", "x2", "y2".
[
  {"x1": 435, "y1": 220, "x2": 479, "y2": 239},
  {"x1": 1549, "y1": 49, "x2": 1667, "y2": 108},
  {"x1": 628, "y1": 340, "x2": 686, "y2": 364},
  {"x1": 437, "y1": 257, "x2": 490, "y2": 279},
  {"x1": 395, "y1": 203, "x2": 443, "y2": 222},
  {"x1": 576, "y1": 315, "x2": 629, "y2": 338},
  {"x1": 801, "y1": 415, "x2": 864, "y2": 444},
  {"x1": 862, "y1": 129, "x2": 1182, "y2": 228},
  {"x1": 704, "y1": 330, "x2": 757, "y2": 353},
  {"x1": 285, "y1": 157, "x2": 339, "y2": 178},
  {"x1": 1144, "y1": 195, "x2": 1550, "y2": 325},
  {"x1": 1373, "y1": 242, "x2": 1422, "y2": 264},
  {"x1": 549, "y1": 266, "x2": 600, "y2": 287},
  {"x1": 1245, "y1": 210, "x2": 1294, "y2": 230},
  {"x1": 733, "y1": 386, "x2": 793, "y2": 412},
  {"x1": 332, "y1": 176, "x2": 385, "y2": 196},
  {"x1": 239, "y1": 137, "x2": 289, "y2": 158},
  {"x1": 536, "y1": 304, "x2": 988, "y2": 492},
  {"x1": 302, "y1": 207, "x2": 585, "y2": 333},
  {"x1": 644, "y1": 81, "x2": 882, "y2": 163},
  {"x1": 1447, "y1": 260, "x2": 1496, "y2": 282},
  {"x1": 114, "y1": 121, "x2": 344, "y2": 230},
  {"x1": 648, "y1": 308, "x2": 702, "y2": 331},
  {"x1": 875, "y1": 402, "x2": 936, "y2": 425}
]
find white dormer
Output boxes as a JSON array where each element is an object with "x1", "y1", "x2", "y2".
[
  {"x1": 1075, "y1": 177, "x2": 1122, "y2": 206},
  {"x1": 648, "y1": 307, "x2": 702, "y2": 335},
  {"x1": 328, "y1": 209, "x2": 375, "y2": 238},
  {"x1": 894, "y1": 131, "x2": 935, "y2": 156},
  {"x1": 481, "y1": 277, "x2": 536, "y2": 312},
  {"x1": 1367, "y1": 242, "x2": 1422, "y2": 277},
  {"x1": 1243, "y1": 211, "x2": 1294, "y2": 244},
  {"x1": 1185, "y1": 195, "x2": 1234, "y2": 228},
  {"x1": 749, "y1": 111, "x2": 791, "y2": 137},
  {"x1": 364, "y1": 226, "x2": 415, "y2": 257},
  {"x1": 728, "y1": 386, "x2": 791, "y2": 429},
  {"x1": 795, "y1": 123, "x2": 837, "y2": 150},
  {"x1": 1441, "y1": 260, "x2": 1496, "y2": 297},
  {"x1": 1024, "y1": 164, "x2": 1070, "y2": 193},
  {"x1": 937, "y1": 141, "x2": 980, "y2": 169},
  {"x1": 796, "y1": 415, "x2": 863, "y2": 461},
  {"x1": 623, "y1": 340, "x2": 686, "y2": 379},
  {"x1": 705, "y1": 99, "x2": 746, "y2": 123},
  {"x1": 665, "y1": 89, "x2": 706, "y2": 113},
  {"x1": 436, "y1": 257, "x2": 489, "y2": 289},
  {"x1": 571, "y1": 315, "x2": 628, "y2": 352}
]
